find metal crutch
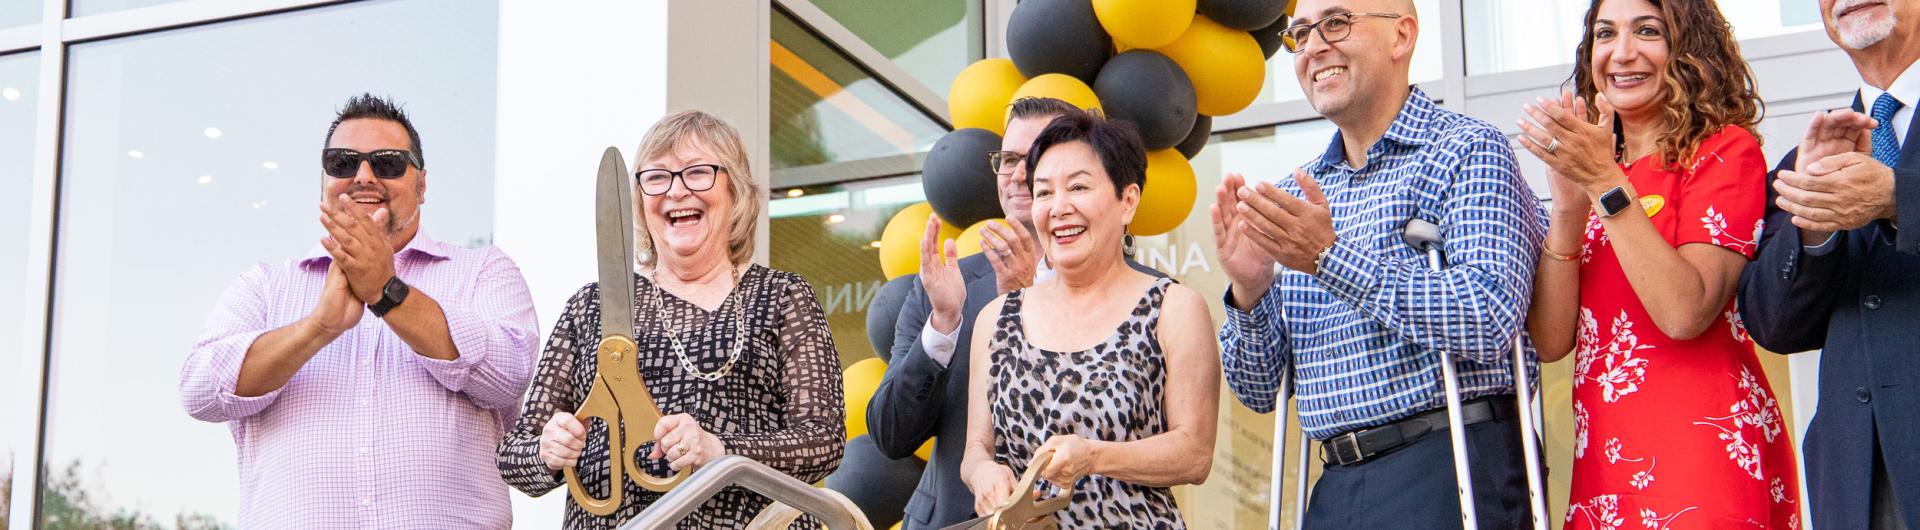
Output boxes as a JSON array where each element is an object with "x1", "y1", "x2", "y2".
[
  {"x1": 1513, "y1": 336, "x2": 1549, "y2": 530},
  {"x1": 1404, "y1": 219, "x2": 1480, "y2": 528},
  {"x1": 1405, "y1": 219, "x2": 1550, "y2": 529},
  {"x1": 1267, "y1": 374, "x2": 1292, "y2": 530},
  {"x1": 1266, "y1": 373, "x2": 1316, "y2": 530}
]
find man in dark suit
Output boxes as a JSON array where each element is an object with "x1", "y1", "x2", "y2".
[
  {"x1": 867, "y1": 97, "x2": 1164, "y2": 529},
  {"x1": 1738, "y1": 1, "x2": 1920, "y2": 528}
]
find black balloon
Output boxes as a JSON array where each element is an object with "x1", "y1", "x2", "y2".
[
  {"x1": 1093, "y1": 50, "x2": 1198, "y2": 151},
  {"x1": 825, "y1": 435, "x2": 926, "y2": 530},
  {"x1": 1006, "y1": 0, "x2": 1112, "y2": 83},
  {"x1": 1253, "y1": 15, "x2": 1291, "y2": 59},
  {"x1": 1176, "y1": 115, "x2": 1213, "y2": 160},
  {"x1": 1200, "y1": 0, "x2": 1290, "y2": 31},
  {"x1": 866, "y1": 274, "x2": 917, "y2": 364},
  {"x1": 922, "y1": 128, "x2": 1004, "y2": 228}
]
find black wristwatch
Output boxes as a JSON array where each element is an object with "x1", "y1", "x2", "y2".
[
  {"x1": 369, "y1": 276, "x2": 410, "y2": 317},
  {"x1": 1596, "y1": 186, "x2": 1634, "y2": 218}
]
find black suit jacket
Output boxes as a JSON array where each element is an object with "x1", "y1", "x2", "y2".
[
  {"x1": 1738, "y1": 94, "x2": 1920, "y2": 529},
  {"x1": 867, "y1": 253, "x2": 1165, "y2": 529}
]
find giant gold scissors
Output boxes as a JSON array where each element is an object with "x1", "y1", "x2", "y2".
[
  {"x1": 565, "y1": 147, "x2": 690, "y2": 515},
  {"x1": 940, "y1": 449, "x2": 1072, "y2": 530}
]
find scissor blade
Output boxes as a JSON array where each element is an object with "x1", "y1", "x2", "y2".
[{"x1": 596, "y1": 146, "x2": 637, "y2": 341}]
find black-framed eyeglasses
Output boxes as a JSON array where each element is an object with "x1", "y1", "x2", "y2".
[
  {"x1": 636, "y1": 164, "x2": 725, "y2": 196},
  {"x1": 322, "y1": 148, "x2": 424, "y2": 179},
  {"x1": 987, "y1": 150, "x2": 1026, "y2": 176},
  {"x1": 1280, "y1": 12, "x2": 1402, "y2": 53}
]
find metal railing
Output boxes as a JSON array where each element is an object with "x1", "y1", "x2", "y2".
[{"x1": 619, "y1": 455, "x2": 869, "y2": 530}]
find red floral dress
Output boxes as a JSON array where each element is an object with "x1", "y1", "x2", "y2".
[{"x1": 1564, "y1": 126, "x2": 1801, "y2": 529}]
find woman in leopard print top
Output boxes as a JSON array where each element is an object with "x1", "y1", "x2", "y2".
[{"x1": 954, "y1": 111, "x2": 1221, "y2": 528}]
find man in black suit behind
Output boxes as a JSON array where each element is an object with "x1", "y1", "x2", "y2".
[
  {"x1": 867, "y1": 97, "x2": 1164, "y2": 529},
  {"x1": 1738, "y1": 1, "x2": 1920, "y2": 528}
]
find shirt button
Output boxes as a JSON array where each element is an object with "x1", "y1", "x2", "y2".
[
  {"x1": 1864, "y1": 295, "x2": 1884, "y2": 310},
  {"x1": 1857, "y1": 387, "x2": 1872, "y2": 403},
  {"x1": 360, "y1": 499, "x2": 373, "y2": 507},
  {"x1": 357, "y1": 446, "x2": 369, "y2": 455},
  {"x1": 360, "y1": 399, "x2": 370, "y2": 406}
]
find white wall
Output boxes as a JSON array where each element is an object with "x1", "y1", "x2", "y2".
[{"x1": 492, "y1": 2, "x2": 670, "y2": 527}]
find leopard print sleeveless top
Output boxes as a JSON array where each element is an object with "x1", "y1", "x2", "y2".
[{"x1": 988, "y1": 277, "x2": 1183, "y2": 529}]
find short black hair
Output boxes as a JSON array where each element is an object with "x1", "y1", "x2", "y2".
[
  {"x1": 1007, "y1": 97, "x2": 1082, "y2": 124},
  {"x1": 324, "y1": 93, "x2": 425, "y2": 169},
  {"x1": 1023, "y1": 109, "x2": 1147, "y2": 199}
]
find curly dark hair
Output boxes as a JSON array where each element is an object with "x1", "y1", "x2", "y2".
[{"x1": 1568, "y1": 0, "x2": 1763, "y2": 168}]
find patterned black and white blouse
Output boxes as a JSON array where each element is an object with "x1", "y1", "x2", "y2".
[
  {"x1": 988, "y1": 277, "x2": 1184, "y2": 530},
  {"x1": 497, "y1": 264, "x2": 845, "y2": 529}
]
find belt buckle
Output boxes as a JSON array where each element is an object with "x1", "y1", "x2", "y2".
[{"x1": 1330, "y1": 431, "x2": 1364, "y2": 466}]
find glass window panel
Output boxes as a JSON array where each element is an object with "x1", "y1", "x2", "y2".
[
  {"x1": 1, "y1": 0, "x2": 39, "y2": 28},
  {"x1": 42, "y1": 1, "x2": 497, "y2": 526},
  {"x1": 1, "y1": 50, "x2": 38, "y2": 526},
  {"x1": 808, "y1": 0, "x2": 979, "y2": 100},
  {"x1": 71, "y1": 0, "x2": 182, "y2": 18},
  {"x1": 772, "y1": 9, "x2": 948, "y2": 182},
  {"x1": 1465, "y1": 0, "x2": 1825, "y2": 75},
  {"x1": 1262, "y1": 0, "x2": 1443, "y2": 104},
  {"x1": 768, "y1": 176, "x2": 925, "y2": 366}
]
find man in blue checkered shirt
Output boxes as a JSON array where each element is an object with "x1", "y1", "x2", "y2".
[{"x1": 1211, "y1": 0, "x2": 1546, "y2": 527}]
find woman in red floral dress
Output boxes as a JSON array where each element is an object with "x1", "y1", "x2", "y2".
[{"x1": 1516, "y1": 0, "x2": 1800, "y2": 527}]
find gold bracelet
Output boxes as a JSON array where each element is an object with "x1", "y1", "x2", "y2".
[{"x1": 1541, "y1": 244, "x2": 1579, "y2": 262}]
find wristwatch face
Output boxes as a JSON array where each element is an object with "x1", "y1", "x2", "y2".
[
  {"x1": 1599, "y1": 187, "x2": 1633, "y2": 217},
  {"x1": 383, "y1": 277, "x2": 408, "y2": 302},
  {"x1": 373, "y1": 277, "x2": 408, "y2": 316}
]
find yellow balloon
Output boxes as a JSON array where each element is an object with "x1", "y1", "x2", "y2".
[
  {"x1": 891, "y1": 523, "x2": 904, "y2": 530},
  {"x1": 842, "y1": 357, "x2": 889, "y2": 440},
  {"x1": 949, "y1": 59, "x2": 1028, "y2": 135},
  {"x1": 1006, "y1": 74, "x2": 1102, "y2": 125},
  {"x1": 1093, "y1": 0, "x2": 1196, "y2": 50},
  {"x1": 1155, "y1": 15, "x2": 1266, "y2": 116},
  {"x1": 878, "y1": 202, "x2": 962, "y2": 279},
  {"x1": 1132, "y1": 149, "x2": 1197, "y2": 236},
  {"x1": 955, "y1": 219, "x2": 1003, "y2": 257},
  {"x1": 915, "y1": 437, "x2": 935, "y2": 461}
]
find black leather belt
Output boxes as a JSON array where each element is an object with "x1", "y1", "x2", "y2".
[{"x1": 1320, "y1": 396, "x2": 1515, "y2": 467}]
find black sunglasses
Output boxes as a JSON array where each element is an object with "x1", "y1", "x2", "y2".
[{"x1": 322, "y1": 148, "x2": 425, "y2": 179}]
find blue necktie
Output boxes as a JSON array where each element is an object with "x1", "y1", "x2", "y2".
[{"x1": 1870, "y1": 93, "x2": 1903, "y2": 167}]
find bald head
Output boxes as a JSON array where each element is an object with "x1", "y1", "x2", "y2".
[
  {"x1": 1290, "y1": 0, "x2": 1420, "y2": 129},
  {"x1": 1294, "y1": 0, "x2": 1417, "y2": 19}
]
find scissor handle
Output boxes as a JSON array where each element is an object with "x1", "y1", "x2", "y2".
[
  {"x1": 594, "y1": 335, "x2": 690, "y2": 493},
  {"x1": 565, "y1": 377, "x2": 626, "y2": 516},
  {"x1": 992, "y1": 448, "x2": 1072, "y2": 530}
]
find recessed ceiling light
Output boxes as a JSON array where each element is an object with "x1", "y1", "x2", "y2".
[
  {"x1": 203, "y1": 127, "x2": 223, "y2": 139},
  {"x1": 786, "y1": 189, "x2": 804, "y2": 197},
  {"x1": 262, "y1": 161, "x2": 279, "y2": 170},
  {"x1": 197, "y1": 175, "x2": 214, "y2": 185},
  {"x1": 825, "y1": 214, "x2": 847, "y2": 224},
  {"x1": 127, "y1": 150, "x2": 144, "y2": 159},
  {"x1": 1, "y1": 88, "x2": 19, "y2": 101}
]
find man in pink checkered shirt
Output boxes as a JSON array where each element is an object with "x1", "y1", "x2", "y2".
[{"x1": 180, "y1": 94, "x2": 539, "y2": 529}]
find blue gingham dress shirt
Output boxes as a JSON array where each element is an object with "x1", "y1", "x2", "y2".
[{"x1": 1218, "y1": 88, "x2": 1547, "y2": 439}]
